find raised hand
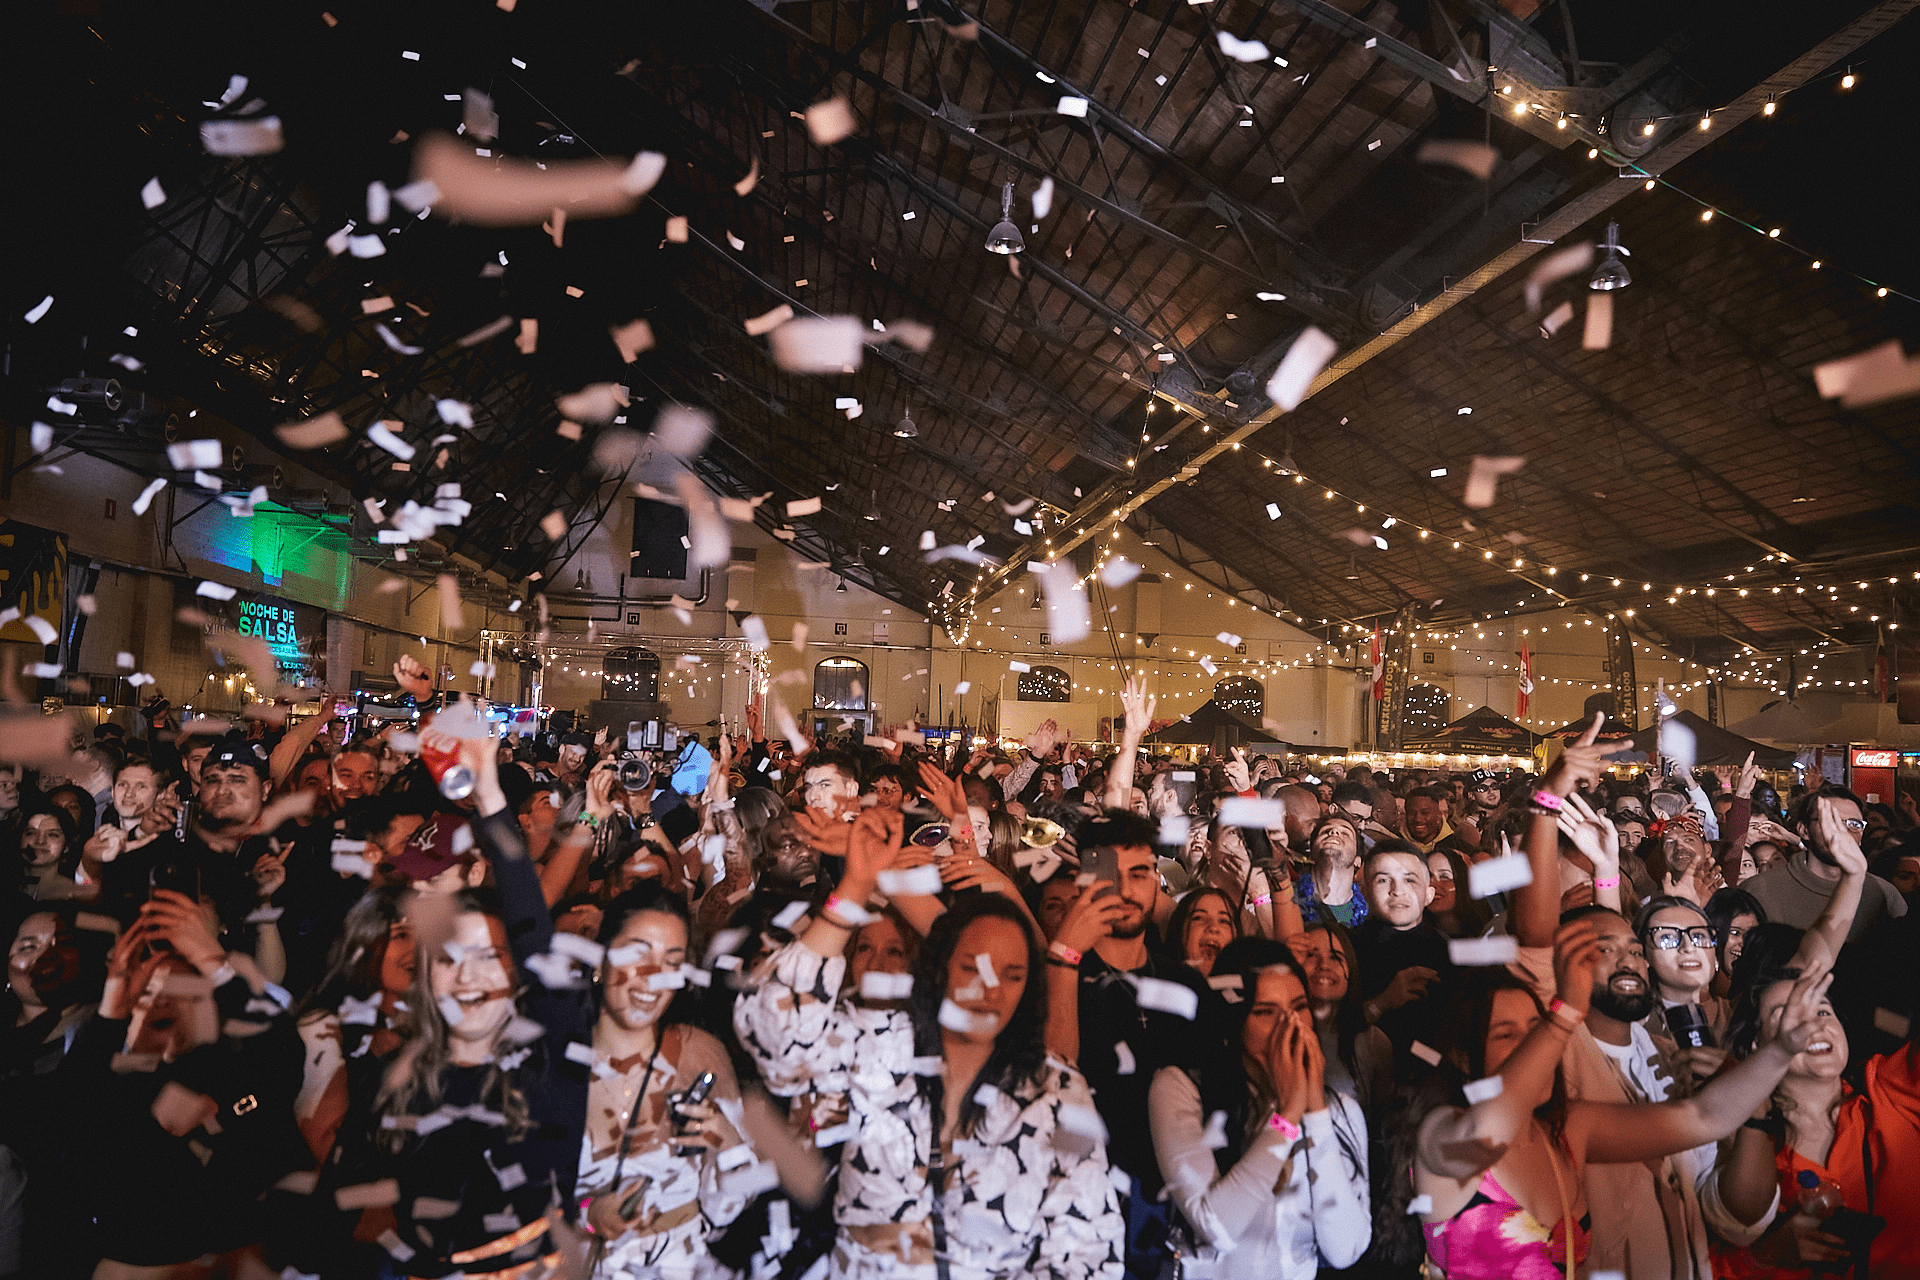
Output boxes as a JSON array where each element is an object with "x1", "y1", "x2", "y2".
[
  {"x1": 392, "y1": 653, "x2": 434, "y2": 701},
  {"x1": 1558, "y1": 791, "x2": 1620, "y2": 872},
  {"x1": 917, "y1": 760, "x2": 969, "y2": 821},
  {"x1": 1760, "y1": 958, "x2": 1834, "y2": 1057},
  {"x1": 1551, "y1": 917, "x2": 1602, "y2": 1017},
  {"x1": 841, "y1": 808, "x2": 904, "y2": 899},
  {"x1": 1814, "y1": 796, "x2": 1868, "y2": 876},
  {"x1": 141, "y1": 888, "x2": 228, "y2": 978},
  {"x1": 1223, "y1": 748, "x2": 1251, "y2": 794},
  {"x1": 251, "y1": 847, "x2": 289, "y2": 901},
  {"x1": 1025, "y1": 719, "x2": 1060, "y2": 758},
  {"x1": 1118, "y1": 678, "x2": 1156, "y2": 740},
  {"x1": 1540, "y1": 713, "x2": 1626, "y2": 797},
  {"x1": 1053, "y1": 879, "x2": 1130, "y2": 957},
  {"x1": 1735, "y1": 752, "x2": 1762, "y2": 800},
  {"x1": 793, "y1": 808, "x2": 855, "y2": 860}
]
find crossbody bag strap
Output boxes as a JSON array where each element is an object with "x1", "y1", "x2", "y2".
[
  {"x1": 1544, "y1": 1137, "x2": 1575, "y2": 1280},
  {"x1": 927, "y1": 1135, "x2": 953, "y2": 1280}
]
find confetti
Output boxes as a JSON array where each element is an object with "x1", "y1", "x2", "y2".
[
  {"x1": 411, "y1": 133, "x2": 665, "y2": 226},
  {"x1": 1130, "y1": 975, "x2": 1199, "y2": 1019},
  {"x1": 744, "y1": 304, "x2": 795, "y2": 336},
  {"x1": 877, "y1": 864, "x2": 944, "y2": 896},
  {"x1": 1411, "y1": 1041, "x2": 1442, "y2": 1066},
  {"x1": 938, "y1": 999, "x2": 999, "y2": 1035},
  {"x1": 767, "y1": 316, "x2": 867, "y2": 372},
  {"x1": 860, "y1": 971, "x2": 914, "y2": 1000},
  {"x1": 201, "y1": 118, "x2": 284, "y2": 156},
  {"x1": 24, "y1": 295, "x2": 53, "y2": 324},
  {"x1": 666, "y1": 215, "x2": 689, "y2": 242},
  {"x1": 1814, "y1": 339, "x2": 1920, "y2": 408},
  {"x1": 1031, "y1": 177, "x2": 1055, "y2": 220},
  {"x1": 1264, "y1": 325, "x2": 1337, "y2": 412},
  {"x1": 1448, "y1": 936, "x2": 1520, "y2": 966},
  {"x1": 1218, "y1": 796, "x2": 1285, "y2": 828},
  {"x1": 786, "y1": 496, "x2": 822, "y2": 517},
  {"x1": 1462, "y1": 455, "x2": 1525, "y2": 509},
  {"x1": 195, "y1": 580, "x2": 237, "y2": 601},
  {"x1": 168, "y1": 439, "x2": 224, "y2": 470},
  {"x1": 141, "y1": 177, "x2": 166, "y2": 209},
  {"x1": 1216, "y1": 31, "x2": 1270, "y2": 61},
  {"x1": 1582, "y1": 292, "x2": 1613, "y2": 350},
  {"x1": 1056, "y1": 96, "x2": 1089, "y2": 117},
  {"x1": 335, "y1": 1179, "x2": 402, "y2": 1210},
  {"x1": 1407, "y1": 1194, "x2": 1434, "y2": 1215},
  {"x1": 1114, "y1": 1041, "x2": 1136, "y2": 1075},
  {"x1": 1200, "y1": 1110, "x2": 1231, "y2": 1149},
  {"x1": 557, "y1": 382, "x2": 628, "y2": 422},
  {"x1": 1468, "y1": 854, "x2": 1533, "y2": 898},
  {"x1": 1540, "y1": 299, "x2": 1575, "y2": 338},
  {"x1": 1523, "y1": 242, "x2": 1594, "y2": 313},
  {"x1": 791, "y1": 622, "x2": 810, "y2": 651},
  {"x1": 1462, "y1": 1075, "x2": 1504, "y2": 1104},
  {"x1": 540, "y1": 511, "x2": 568, "y2": 540},
  {"x1": 1158, "y1": 815, "x2": 1190, "y2": 846},
  {"x1": 1417, "y1": 139, "x2": 1499, "y2": 179},
  {"x1": 804, "y1": 97, "x2": 857, "y2": 145},
  {"x1": 367, "y1": 421, "x2": 415, "y2": 460},
  {"x1": 1873, "y1": 1007, "x2": 1911, "y2": 1038}
]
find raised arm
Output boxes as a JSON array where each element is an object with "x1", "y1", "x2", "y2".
[
  {"x1": 1417, "y1": 920, "x2": 1599, "y2": 1186},
  {"x1": 1516, "y1": 715, "x2": 1619, "y2": 947},
  {"x1": 1574, "y1": 960, "x2": 1832, "y2": 1166},
  {"x1": 1790, "y1": 798, "x2": 1867, "y2": 973},
  {"x1": 1559, "y1": 792, "x2": 1623, "y2": 914},
  {"x1": 1103, "y1": 679, "x2": 1154, "y2": 810},
  {"x1": 268, "y1": 698, "x2": 338, "y2": 789}
]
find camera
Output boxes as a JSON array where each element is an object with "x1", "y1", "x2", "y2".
[{"x1": 616, "y1": 753, "x2": 655, "y2": 791}]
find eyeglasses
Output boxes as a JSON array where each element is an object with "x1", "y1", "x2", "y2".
[
  {"x1": 1647, "y1": 925, "x2": 1716, "y2": 951},
  {"x1": 1840, "y1": 818, "x2": 1868, "y2": 832}
]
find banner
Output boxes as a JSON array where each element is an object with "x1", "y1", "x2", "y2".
[
  {"x1": 174, "y1": 581, "x2": 328, "y2": 686},
  {"x1": 1517, "y1": 640, "x2": 1533, "y2": 720},
  {"x1": 0, "y1": 520, "x2": 67, "y2": 647}
]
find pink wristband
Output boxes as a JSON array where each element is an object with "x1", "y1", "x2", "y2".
[
  {"x1": 1530, "y1": 791, "x2": 1564, "y2": 811},
  {"x1": 1269, "y1": 1113, "x2": 1302, "y2": 1141},
  {"x1": 1049, "y1": 941, "x2": 1082, "y2": 965},
  {"x1": 1592, "y1": 875, "x2": 1620, "y2": 890}
]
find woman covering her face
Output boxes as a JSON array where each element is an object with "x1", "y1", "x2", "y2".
[
  {"x1": 735, "y1": 808, "x2": 1125, "y2": 1280},
  {"x1": 1149, "y1": 938, "x2": 1371, "y2": 1279}
]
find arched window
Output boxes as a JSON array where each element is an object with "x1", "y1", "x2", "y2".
[
  {"x1": 601, "y1": 646, "x2": 660, "y2": 701},
  {"x1": 1403, "y1": 683, "x2": 1449, "y2": 735},
  {"x1": 1017, "y1": 664, "x2": 1070, "y2": 702},
  {"x1": 1214, "y1": 676, "x2": 1263, "y2": 720},
  {"x1": 814, "y1": 657, "x2": 869, "y2": 711}
]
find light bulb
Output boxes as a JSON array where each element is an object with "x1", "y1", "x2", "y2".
[{"x1": 1641, "y1": 122, "x2": 1656, "y2": 136}]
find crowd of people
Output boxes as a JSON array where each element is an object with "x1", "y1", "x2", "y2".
[{"x1": 3, "y1": 672, "x2": 1919, "y2": 1280}]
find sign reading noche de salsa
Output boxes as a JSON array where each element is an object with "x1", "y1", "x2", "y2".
[{"x1": 176, "y1": 582, "x2": 326, "y2": 684}]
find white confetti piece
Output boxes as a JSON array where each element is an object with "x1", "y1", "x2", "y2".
[
  {"x1": 805, "y1": 97, "x2": 857, "y2": 145},
  {"x1": 1056, "y1": 96, "x2": 1089, "y2": 117},
  {"x1": 368, "y1": 421, "x2": 415, "y2": 460},
  {"x1": 975, "y1": 953, "x2": 999, "y2": 988},
  {"x1": 859, "y1": 971, "x2": 914, "y2": 1000},
  {"x1": 140, "y1": 176, "x2": 167, "y2": 209},
  {"x1": 1582, "y1": 291, "x2": 1614, "y2": 350},
  {"x1": 1448, "y1": 936, "x2": 1520, "y2": 966},
  {"x1": 1035, "y1": 560, "x2": 1091, "y2": 643},
  {"x1": 1264, "y1": 325, "x2": 1337, "y2": 412},
  {"x1": 938, "y1": 999, "x2": 999, "y2": 1035},
  {"x1": 1157, "y1": 815, "x2": 1190, "y2": 847},
  {"x1": 1873, "y1": 1007, "x2": 1911, "y2": 1039},
  {"x1": 1523, "y1": 242, "x2": 1595, "y2": 313},
  {"x1": 194, "y1": 580, "x2": 237, "y2": 601},
  {"x1": 1218, "y1": 796, "x2": 1285, "y2": 828},
  {"x1": 1540, "y1": 299, "x2": 1575, "y2": 338},
  {"x1": 549, "y1": 932, "x2": 605, "y2": 967},
  {"x1": 771, "y1": 900, "x2": 810, "y2": 930},
  {"x1": 331, "y1": 852, "x2": 375, "y2": 878},
  {"x1": 1032, "y1": 177, "x2": 1055, "y2": 220},
  {"x1": 1463, "y1": 455, "x2": 1525, "y2": 508},
  {"x1": 786, "y1": 496, "x2": 822, "y2": 517},
  {"x1": 877, "y1": 864, "x2": 944, "y2": 896},
  {"x1": 813, "y1": 1122, "x2": 856, "y2": 1148},
  {"x1": 645, "y1": 969, "x2": 687, "y2": 990},
  {"x1": 1131, "y1": 975, "x2": 1199, "y2": 1020},
  {"x1": 1463, "y1": 1075, "x2": 1504, "y2": 1104},
  {"x1": 1407, "y1": 1194, "x2": 1434, "y2": 1215},
  {"x1": 745, "y1": 304, "x2": 795, "y2": 336},
  {"x1": 167, "y1": 439, "x2": 224, "y2": 470},
  {"x1": 1417, "y1": 139, "x2": 1499, "y2": 179},
  {"x1": 1468, "y1": 854, "x2": 1533, "y2": 899},
  {"x1": 610, "y1": 318, "x2": 654, "y2": 362},
  {"x1": 954, "y1": 681, "x2": 971, "y2": 695},
  {"x1": 1659, "y1": 716, "x2": 1696, "y2": 775},
  {"x1": 720, "y1": 1162, "x2": 780, "y2": 1198},
  {"x1": 24, "y1": 295, "x2": 53, "y2": 324},
  {"x1": 335, "y1": 1179, "x2": 401, "y2": 1210},
  {"x1": 1814, "y1": 340, "x2": 1920, "y2": 408},
  {"x1": 201, "y1": 117, "x2": 283, "y2": 156},
  {"x1": 1200, "y1": 1110, "x2": 1230, "y2": 1149},
  {"x1": 275, "y1": 411, "x2": 350, "y2": 449},
  {"x1": 1114, "y1": 1041, "x2": 1136, "y2": 1075},
  {"x1": 767, "y1": 316, "x2": 867, "y2": 372},
  {"x1": 1217, "y1": 31, "x2": 1270, "y2": 61},
  {"x1": 1411, "y1": 1041, "x2": 1442, "y2": 1065}
]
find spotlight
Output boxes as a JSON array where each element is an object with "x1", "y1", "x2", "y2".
[
  {"x1": 1589, "y1": 221, "x2": 1632, "y2": 291},
  {"x1": 984, "y1": 182, "x2": 1023, "y2": 255},
  {"x1": 892, "y1": 410, "x2": 918, "y2": 438}
]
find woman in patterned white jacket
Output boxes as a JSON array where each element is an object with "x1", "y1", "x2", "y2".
[{"x1": 735, "y1": 807, "x2": 1126, "y2": 1280}]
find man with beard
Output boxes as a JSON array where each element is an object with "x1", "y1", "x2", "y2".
[
  {"x1": 1293, "y1": 813, "x2": 1367, "y2": 927},
  {"x1": 1057, "y1": 809, "x2": 1208, "y2": 1280},
  {"x1": 1741, "y1": 783, "x2": 1906, "y2": 943}
]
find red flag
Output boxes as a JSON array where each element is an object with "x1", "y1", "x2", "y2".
[
  {"x1": 1517, "y1": 640, "x2": 1534, "y2": 719},
  {"x1": 1370, "y1": 624, "x2": 1384, "y2": 702}
]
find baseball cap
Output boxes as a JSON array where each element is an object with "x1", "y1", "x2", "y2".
[
  {"x1": 203, "y1": 735, "x2": 270, "y2": 779},
  {"x1": 389, "y1": 813, "x2": 479, "y2": 881}
]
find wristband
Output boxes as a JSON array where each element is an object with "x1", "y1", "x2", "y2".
[
  {"x1": 1592, "y1": 875, "x2": 1620, "y2": 890},
  {"x1": 1268, "y1": 1113, "x2": 1302, "y2": 1142},
  {"x1": 1548, "y1": 997, "x2": 1585, "y2": 1028},
  {"x1": 1529, "y1": 791, "x2": 1564, "y2": 812},
  {"x1": 1250, "y1": 893, "x2": 1272, "y2": 907},
  {"x1": 1048, "y1": 941, "x2": 1082, "y2": 966}
]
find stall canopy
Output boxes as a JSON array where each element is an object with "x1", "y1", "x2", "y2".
[
  {"x1": 1402, "y1": 705, "x2": 1542, "y2": 756},
  {"x1": 1543, "y1": 713, "x2": 1648, "y2": 762},
  {"x1": 1628, "y1": 710, "x2": 1796, "y2": 767},
  {"x1": 1144, "y1": 700, "x2": 1286, "y2": 751},
  {"x1": 1726, "y1": 696, "x2": 1844, "y2": 745}
]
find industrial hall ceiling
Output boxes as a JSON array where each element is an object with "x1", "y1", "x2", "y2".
[{"x1": 5, "y1": 0, "x2": 1917, "y2": 669}]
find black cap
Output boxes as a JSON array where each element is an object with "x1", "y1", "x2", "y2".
[{"x1": 203, "y1": 735, "x2": 270, "y2": 779}]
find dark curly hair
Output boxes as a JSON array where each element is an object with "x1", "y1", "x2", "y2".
[{"x1": 909, "y1": 894, "x2": 1049, "y2": 1139}]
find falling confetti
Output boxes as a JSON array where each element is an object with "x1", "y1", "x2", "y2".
[
  {"x1": 1463, "y1": 455, "x2": 1525, "y2": 508},
  {"x1": 1264, "y1": 326, "x2": 1337, "y2": 412}
]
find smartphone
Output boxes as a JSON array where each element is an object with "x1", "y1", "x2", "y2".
[
  {"x1": 1087, "y1": 845, "x2": 1121, "y2": 898},
  {"x1": 669, "y1": 1071, "x2": 719, "y2": 1159},
  {"x1": 150, "y1": 860, "x2": 201, "y2": 902}
]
